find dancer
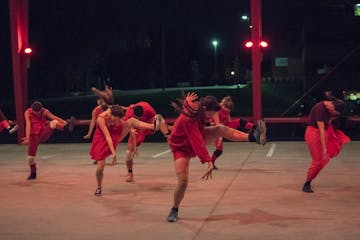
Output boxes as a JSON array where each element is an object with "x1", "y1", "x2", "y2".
[
  {"x1": 85, "y1": 84, "x2": 115, "y2": 164},
  {"x1": 21, "y1": 101, "x2": 69, "y2": 180},
  {"x1": 210, "y1": 96, "x2": 263, "y2": 169},
  {"x1": 166, "y1": 92, "x2": 267, "y2": 222},
  {"x1": 122, "y1": 101, "x2": 170, "y2": 182},
  {"x1": 0, "y1": 107, "x2": 18, "y2": 134},
  {"x1": 91, "y1": 104, "x2": 163, "y2": 196},
  {"x1": 302, "y1": 98, "x2": 350, "y2": 193}
]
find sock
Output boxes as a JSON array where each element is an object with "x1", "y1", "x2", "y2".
[
  {"x1": 248, "y1": 130, "x2": 256, "y2": 142},
  {"x1": 30, "y1": 163, "x2": 37, "y2": 174}
]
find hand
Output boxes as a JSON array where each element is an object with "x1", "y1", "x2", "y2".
[
  {"x1": 185, "y1": 92, "x2": 198, "y2": 103},
  {"x1": 201, "y1": 161, "x2": 214, "y2": 180},
  {"x1": 83, "y1": 134, "x2": 91, "y2": 139},
  {"x1": 21, "y1": 137, "x2": 29, "y2": 145},
  {"x1": 111, "y1": 154, "x2": 117, "y2": 165}
]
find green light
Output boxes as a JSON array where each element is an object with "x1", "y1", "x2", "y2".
[
  {"x1": 355, "y1": 3, "x2": 360, "y2": 16},
  {"x1": 212, "y1": 40, "x2": 218, "y2": 47},
  {"x1": 241, "y1": 15, "x2": 249, "y2": 21}
]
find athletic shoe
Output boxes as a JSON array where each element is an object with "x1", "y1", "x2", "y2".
[
  {"x1": 254, "y1": 120, "x2": 267, "y2": 145},
  {"x1": 167, "y1": 208, "x2": 178, "y2": 222},
  {"x1": 302, "y1": 182, "x2": 314, "y2": 193},
  {"x1": 125, "y1": 173, "x2": 134, "y2": 182},
  {"x1": 27, "y1": 172, "x2": 36, "y2": 180},
  {"x1": 154, "y1": 114, "x2": 162, "y2": 131},
  {"x1": 213, "y1": 164, "x2": 219, "y2": 170},
  {"x1": 8, "y1": 124, "x2": 18, "y2": 134},
  {"x1": 94, "y1": 187, "x2": 102, "y2": 196}
]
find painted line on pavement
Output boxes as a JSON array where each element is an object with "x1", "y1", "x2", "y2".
[
  {"x1": 152, "y1": 149, "x2": 171, "y2": 158},
  {"x1": 266, "y1": 143, "x2": 276, "y2": 158}
]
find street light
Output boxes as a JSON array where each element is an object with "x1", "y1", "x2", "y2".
[
  {"x1": 212, "y1": 40, "x2": 218, "y2": 84},
  {"x1": 241, "y1": 14, "x2": 252, "y2": 28}
]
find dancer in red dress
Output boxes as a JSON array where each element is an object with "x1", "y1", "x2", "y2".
[
  {"x1": 122, "y1": 101, "x2": 170, "y2": 182},
  {"x1": 210, "y1": 96, "x2": 264, "y2": 169},
  {"x1": 302, "y1": 99, "x2": 350, "y2": 193},
  {"x1": 21, "y1": 101, "x2": 69, "y2": 180},
  {"x1": 91, "y1": 104, "x2": 163, "y2": 196},
  {"x1": 166, "y1": 92, "x2": 267, "y2": 222},
  {"x1": 0, "y1": 107, "x2": 18, "y2": 134},
  {"x1": 83, "y1": 98, "x2": 109, "y2": 140}
]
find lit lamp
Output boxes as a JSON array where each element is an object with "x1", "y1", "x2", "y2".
[
  {"x1": 212, "y1": 40, "x2": 218, "y2": 84},
  {"x1": 355, "y1": 3, "x2": 360, "y2": 16}
]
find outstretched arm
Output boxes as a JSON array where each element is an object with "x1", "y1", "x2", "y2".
[{"x1": 83, "y1": 108, "x2": 98, "y2": 139}]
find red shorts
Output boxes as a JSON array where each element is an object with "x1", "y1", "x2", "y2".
[
  {"x1": 0, "y1": 120, "x2": 10, "y2": 133},
  {"x1": 171, "y1": 147, "x2": 196, "y2": 161},
  {"x1": 28, "y1": 124, "x2": 54, "y2": 156}
]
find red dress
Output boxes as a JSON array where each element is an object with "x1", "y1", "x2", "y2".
[
  {"x1": 123, "y1": 101, "x2": 156, "y2": 146},
  {"x1": 90, "y1": 116, "x2": 124, "y2": 161},
  {"x1": 167, "y1": 112, "x2": 211, "y2": 163}
]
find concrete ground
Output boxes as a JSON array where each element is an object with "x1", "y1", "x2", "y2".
[{"x1": 0, "y1": 141, "x2": 359, "y2": 240}]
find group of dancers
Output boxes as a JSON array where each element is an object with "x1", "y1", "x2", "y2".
[{"x1": 0, "y1": 87, "x2": 350, "y2": 222}]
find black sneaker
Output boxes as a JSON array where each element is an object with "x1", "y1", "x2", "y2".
[
  {"x1": 254, "y1": 120, "x2": 267, "y2": 145},
  {"x1": 94, "y1": 187, "x2": 102, "y2": 196},
  {"x1": 27, "y1": 172, "x2": 36, "y2": 180},
  {"x1": 302, "y1": 182, "x2": 314, "y2": 193},
  {"x1": 213, "y1": 164, "x2": 219, "y2": 170},
  {"x1": 167, "y1": 208, "x2": 178, "y2": 222}
]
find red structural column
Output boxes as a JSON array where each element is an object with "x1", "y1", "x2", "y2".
[
  {"x1": 9, "y1": 0, "x2": 29, "y2": 143},
  {"x1": 250, "y1": 0, "x2": 262, "y2": 121}
]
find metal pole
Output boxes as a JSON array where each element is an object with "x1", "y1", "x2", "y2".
[
  {"x1": 251, "y1": 0, "x2": 262, "y2": 121},
  {"x1": 9, "y1": 0, "x2": 29, "y2": 143}
]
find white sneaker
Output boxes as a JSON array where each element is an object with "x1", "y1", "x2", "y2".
[
  {"x1": 8, "y1": 124, "x2": 18, "y2": 134},
  {"x1": 154, "y1": 114, "x2": 162, "y2": 131}
]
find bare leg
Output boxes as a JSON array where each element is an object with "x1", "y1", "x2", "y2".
[
  {"x1": 167, "y1": 157, "x2": 190, "y2": 222},
  {"x1": 203, "y1": 125, "x2": 249, "y2": 144},
  {"x1": 173, "y1": 157, "x2": 190, "y2": 208},
  {"x1": 95, "y1": 160, "x2": 105, "y2": 195},
  {"x1": 126, "y1": 117, "x2": 154, "y2": 131}
]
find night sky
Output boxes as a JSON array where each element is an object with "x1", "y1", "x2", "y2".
[{"x1": 1, "y1": 0, "x2": 359, "y2": 101}]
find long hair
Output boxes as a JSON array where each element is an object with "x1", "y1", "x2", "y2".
[{"x1": 171, "y1": 92, "x2": 220, "y2": 118}]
